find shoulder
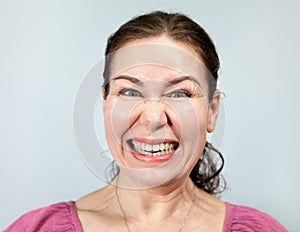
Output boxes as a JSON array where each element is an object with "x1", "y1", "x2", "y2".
[
  {"x1": 224, "y1": 202, "x2": 288, "y2": 232},
  {"x1": 4, "y1": 201, "x2": 82, "y2": 232}
]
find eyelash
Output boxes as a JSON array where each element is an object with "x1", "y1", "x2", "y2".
[
  {"x1": 166, "y1": 89, "x2": 192, "y2": 98},
  {"x1": 119, "y1": 88, "x2": 193, "y2": 98},
  {"x1": 119, "y1": 88, "x2": 143, "y2": 97}
]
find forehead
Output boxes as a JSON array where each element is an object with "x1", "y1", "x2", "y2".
[
  {"x1": 108, "y1": 37, "x2": 208, "y2": 82},
  {"x1": 122, "y1": 36, "x2": 202, "y2": 60}
]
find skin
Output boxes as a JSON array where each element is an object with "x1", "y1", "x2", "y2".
[{"x1": 76, "y1": 36, "x2": 225, "y2": 231}]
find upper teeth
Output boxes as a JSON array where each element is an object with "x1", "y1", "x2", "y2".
[{"x1": 131, "y1": 140, "x2": 176, "y2": 156}]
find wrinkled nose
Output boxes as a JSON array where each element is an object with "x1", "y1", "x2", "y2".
[{"x1": 139, "y1": 100, "x2": 168, "y2": 132}]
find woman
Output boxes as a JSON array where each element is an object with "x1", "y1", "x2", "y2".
[{"x1": 5, "y1": 11, "x2": 287, "y2": 232}]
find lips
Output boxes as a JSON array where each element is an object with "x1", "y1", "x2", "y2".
[{"x1": 127, "y1": 139, "x2": 179, "y2": 162}]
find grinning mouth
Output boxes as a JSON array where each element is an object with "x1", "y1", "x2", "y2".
[{"x1": 127, "y1": 139, "x2": 179, "y2": 157}]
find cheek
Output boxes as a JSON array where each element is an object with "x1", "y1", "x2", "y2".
[
  {"x1": 168, "y1": 100, "x2": 209, "y2": 138},
  {"x1": 170, "y1": 100, "x2": 209, "y2": 163},
  {"x1": 104, "y1": 98, "x2": 141, "y2": 148},
  {"x1": 193, "y1": 103, "x2": 210, "y2": 131}
]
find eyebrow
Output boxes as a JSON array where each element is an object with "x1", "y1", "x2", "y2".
[
  {"x1": 111, "y1": 75, "x2": 143, "y2": 86},
  {"x1": 111, "y1": 75, "x2": 201, "y2": 87},
  {"x1": 168, "y1": 75, "x2": 201, "y2": 87}
]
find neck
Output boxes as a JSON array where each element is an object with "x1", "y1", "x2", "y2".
[{"x1": 114, "y1": 175, "x2": 195, "y2": 224}]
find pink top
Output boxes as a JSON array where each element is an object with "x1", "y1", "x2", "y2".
[{"x1": 4, "y1": 201, "x2": 287, "y2": 231}]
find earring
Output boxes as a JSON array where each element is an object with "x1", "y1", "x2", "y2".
[
  {"x1": 200, "y1": 142, "x2": 224, "y2": 184},
  {"x1": 190, "y1": 141, "x2": 225, "y2": 188}
]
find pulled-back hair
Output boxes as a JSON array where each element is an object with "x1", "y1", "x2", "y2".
[{"x1": 103, "y1": 11, "x2": 225, "y2": 195}]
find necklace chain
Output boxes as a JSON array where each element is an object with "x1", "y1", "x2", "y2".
[{"x1": 115, "y1": 178, "x2": 195, "y2": 232}]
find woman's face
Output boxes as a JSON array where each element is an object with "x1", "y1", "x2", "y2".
[{"x1": 103, "y1": 36, "x2": 220, "y2": 188}]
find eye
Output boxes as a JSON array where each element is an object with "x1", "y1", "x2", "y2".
[
  {"x1": 120, "y1": 88, "x2": 143, "y2": 97},
  {"x1": 166, "y1": 90, "x2": 192, "y2": 98}
]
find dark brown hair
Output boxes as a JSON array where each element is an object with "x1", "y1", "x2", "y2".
[{"x1": 103, "y1": 11, "x2": 225, "y2": 195}]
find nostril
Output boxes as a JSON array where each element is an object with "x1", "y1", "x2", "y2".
[{"x1": 166, "y1": 115, "x2": 172, "y2": 126}]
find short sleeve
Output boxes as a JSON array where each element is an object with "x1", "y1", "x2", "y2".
[
  {"x1": 4, "y1": 201, "x2": 82, "y2": 232},
  {"x1": 224, "y1": 203, "x2": 288, "y2": 232}
]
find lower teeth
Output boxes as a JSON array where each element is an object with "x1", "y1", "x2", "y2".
[{"x1": 134, "y1": 148, "x2": 174, "y2": 156}]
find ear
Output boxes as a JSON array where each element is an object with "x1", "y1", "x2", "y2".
[{"x1": 207, "y1": 90, "x2": 221, "y2": 133}]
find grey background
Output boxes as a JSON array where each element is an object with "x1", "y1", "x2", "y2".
[{"x1": 1, "y1": 0, "x2": 299, "y2": 231}]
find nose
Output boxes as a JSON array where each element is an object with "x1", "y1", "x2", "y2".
[{"x1": 139, "y1": 100, "x2": 168, "y2": 132}]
